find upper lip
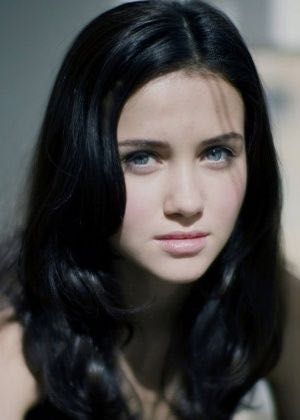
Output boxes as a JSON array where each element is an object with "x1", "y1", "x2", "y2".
[{"x1": 154, "y1": 231, "x2": 209, "y2": 240}]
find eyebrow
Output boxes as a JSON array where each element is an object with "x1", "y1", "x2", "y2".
[{"x1": 118, "y1": 131, "x2": 244, "y2": 149}]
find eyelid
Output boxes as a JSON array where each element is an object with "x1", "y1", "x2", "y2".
[
  {"x1": 203, "y1": 144, "x2": 236, "y2": 158},
  {"x1": 202, "y1": 144, "x2": 235, "y2": 153},
  {"x1": 120, "y1": 149, "x2": 160, "y2": 161}
]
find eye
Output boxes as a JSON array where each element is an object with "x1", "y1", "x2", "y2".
[
  {"x1": 204, "y1": 146, "x2": 234, "y2": 163},
  {"x1": 124, "y1": 151, "x2": 153, "y2": 165},
  {"x1": 120, "y1": 150, "x2": 160, "y2": 172}
]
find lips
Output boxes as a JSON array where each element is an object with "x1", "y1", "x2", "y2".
[
  {"x1": 154, "y1": 231, "x2": 208, "y2": 256},
  {"x1": 154, "y1": 231, "x2": 208, "y2": 240}
]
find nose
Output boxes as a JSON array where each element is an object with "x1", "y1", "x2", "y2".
[{"x1": 163, "y1": 164, "x2": 204, "y2": 219}]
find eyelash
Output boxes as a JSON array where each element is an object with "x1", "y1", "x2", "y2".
[
  {"x1": 121, "y1": 146, "x2": 235, "y2": 170},
  {"x1": 121, "y1": 150, "x2": 159, "y2": 167},
  {"x1": 205, "y1": 146, "x2": 234, "y2": 162}
]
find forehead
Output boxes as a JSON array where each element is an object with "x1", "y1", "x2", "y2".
[{"x1": 117, "y1": 70, "x2": 244, "y2": 143}]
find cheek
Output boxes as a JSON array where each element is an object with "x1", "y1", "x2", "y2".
[
  {"x1": 207, "y1": 169, "x2": 247, "y2": 232},
  {"x1": 120, "y1": 178, "x2": 159, "y2": 235}
]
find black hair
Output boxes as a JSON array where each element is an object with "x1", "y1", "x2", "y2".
[{"x1": 0, "y1": 1, "x2": 283, "y2": 419}]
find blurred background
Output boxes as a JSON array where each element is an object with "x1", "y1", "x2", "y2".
[{"x1": 1, "y1": 0, "x2": 299, "y2": 276}]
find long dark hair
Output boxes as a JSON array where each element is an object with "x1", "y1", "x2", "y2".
[{"x1": 0, "y1": 1, "x2": 283, "y2": 419}]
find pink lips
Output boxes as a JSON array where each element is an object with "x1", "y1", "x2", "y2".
[{"x1": 154, "y1": 231, "x2": 208, "y2": 256}]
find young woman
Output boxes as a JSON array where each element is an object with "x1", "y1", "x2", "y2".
[{"x1": 0, "y1": 0, "x2": 296, "y2": 418}]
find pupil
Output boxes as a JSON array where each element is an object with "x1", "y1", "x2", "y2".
[
  {"x1": 134, "y1": 153, "x2": 149, "y2": 165},
  {"x1": 210, "y1": 148, "x2": 222, "y2": 160}
]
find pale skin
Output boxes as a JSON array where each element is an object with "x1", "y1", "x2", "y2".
[
  {"x1": 0, "y1": 309, "x2": 39, "y2": 420},
  {"x1": 111, "y1": 70, "x2": 247, "y2": 417},
  {"x1": 0, "y1": 71, "x2": 299, "y2": 419}
]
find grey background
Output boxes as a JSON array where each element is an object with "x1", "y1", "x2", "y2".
[
  {"x1": 1, "y1": 0, "x2": 300, "y2": 273},
  {"x1": 1, "y1": 0, "x2": 119, "y2": 232}
]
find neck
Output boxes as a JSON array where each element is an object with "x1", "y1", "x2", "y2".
[{"x1": 114, "y1": 260, "x2": 192, "y2": 392}]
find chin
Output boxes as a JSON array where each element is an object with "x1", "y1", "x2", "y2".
[
  {"x1": 112, "y1": 247, "x2": 216, "y2": 285},
  {"x1": 147, "y1": 262, "x2": 211, "y2": 284}
]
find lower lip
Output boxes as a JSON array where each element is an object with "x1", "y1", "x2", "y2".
[{"x1": 155, "y1": 236, "x2": 207, "y2": 256}]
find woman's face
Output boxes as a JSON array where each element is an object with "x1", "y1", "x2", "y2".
[{"x1": 111, "y1": 70, "x2": 247, "y2": 284}]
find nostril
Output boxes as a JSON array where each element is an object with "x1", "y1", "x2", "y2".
[
  {"x1": 163, "y1": 194, "x2": 204, "y2": 218},
  {"x1": 163, "y1": 197, "x2": 204, "y2": 219}
]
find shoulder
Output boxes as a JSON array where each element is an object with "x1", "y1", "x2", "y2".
[
  {"x1": 234, "y1": 270, "x2": 300, "y2": 419},
  {"x1": 0, "y1": 309, "x2": 39, "y2": 420},
  {"x1": 233, "y1": 380, "x2": 277, "y2": 420},
  {"x1": 268, "y1": 269, "x2": 300, "y2": 418}
]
